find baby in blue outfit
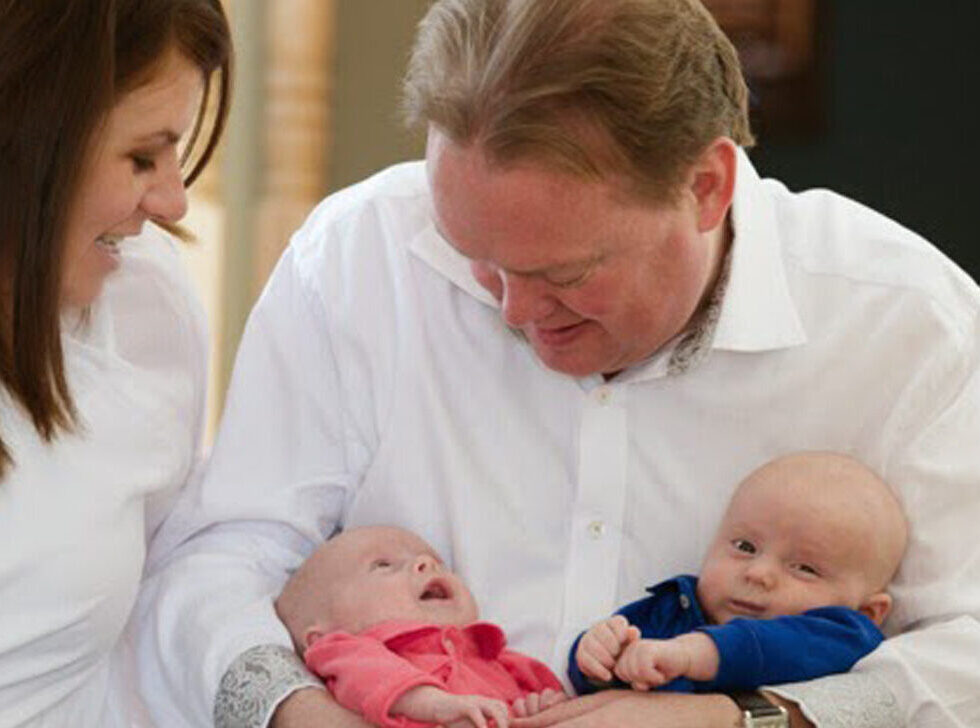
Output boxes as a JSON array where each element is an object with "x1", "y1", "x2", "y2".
[{"x1": 570, "y1": 452, "x2": 907, "y2": 694}]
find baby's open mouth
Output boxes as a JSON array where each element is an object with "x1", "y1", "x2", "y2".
[{"x1": 420, "y1": 579, "x2": 451, "y2": 601}]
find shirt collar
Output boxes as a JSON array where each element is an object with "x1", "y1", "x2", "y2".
[
  {"x1": 712, "y1": 148, "x2": 807, "y2": 352},
  {"x1": 362, "y1": 619, "x2": 509, "y2": 658},
  {"x1": 645, "y1": 574, "x2": 710, "y2": 625},
  {"x1": 408, "y1": 222, "x2": 499, "y2": 308},
  {"x1": 408, "y1": 148, "x2": 807, "y2": 372}
]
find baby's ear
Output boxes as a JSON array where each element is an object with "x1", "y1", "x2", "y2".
[
  {"x1": 304, "y1": 625, "x2": 327, "y2": 651},
  {"x1": 858, "y1": 592, "x2": 893, "y2": 627}
]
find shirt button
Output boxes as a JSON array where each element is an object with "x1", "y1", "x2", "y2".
[
  {"x1": 595, "y1": 386, "x2": 612, "y2": 405},
  {"x1": 679, "y1": 594, "x2": 691, "y2": 609},
  {"x1": 588, "y1": 520, "x2": 605, "y2": 539}
]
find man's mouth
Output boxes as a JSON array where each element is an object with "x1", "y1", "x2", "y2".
[{"x1": 533, "y1": 321, "x2": 588, "y2": 347}]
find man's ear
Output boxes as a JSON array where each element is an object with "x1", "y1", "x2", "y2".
[
  {"x1": 859, "y1": 592, "x2": 893, "y2": 627},
  {"x1": 688, "y1": 136, "x2": 738, "y2": 233}
]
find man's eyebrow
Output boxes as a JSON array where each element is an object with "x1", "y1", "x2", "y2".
[{"x1": 432, "y1": 221, "x2": 598, "y2": 276}]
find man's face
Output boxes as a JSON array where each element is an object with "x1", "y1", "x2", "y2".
[
  {"x1": 316, "y1": 526, "x2": 479, "y2": 638},
  {"x1": 426, "y1": 129, "x2": 725, "y2": 377}
]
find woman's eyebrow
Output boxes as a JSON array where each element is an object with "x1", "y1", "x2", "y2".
[{"x1": 134, "y1": 129, "x2": 181, "y2": 146}]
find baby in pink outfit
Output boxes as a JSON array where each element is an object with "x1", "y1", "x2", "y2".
[{"x1": 276, "y1": 525, "x2": 567, "y2": 728}]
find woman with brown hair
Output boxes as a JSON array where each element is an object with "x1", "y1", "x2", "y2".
[{"x1": 0, "y1": 0, "x2": 231, "y2": 724}]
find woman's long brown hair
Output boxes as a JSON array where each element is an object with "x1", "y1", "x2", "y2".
[{"x1": 0, "y1": 0, "x2": 232, "y2": 478}]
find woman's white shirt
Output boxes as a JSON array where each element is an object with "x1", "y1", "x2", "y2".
[{"x1": 0, "y1": 228, "x2": 207, "y2": 727}]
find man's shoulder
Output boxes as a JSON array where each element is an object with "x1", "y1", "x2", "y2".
[
  {"x1": 293, "y1": 160, "x2": 430, "y2": 255},
  {"x1": 769, "y1": 184, "x2": 980, "y2": 337},
  {"x1": 275, "y1": 160, "x2": 433, "y2": 307}
]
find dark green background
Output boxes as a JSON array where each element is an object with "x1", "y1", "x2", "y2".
[{"x1": 329, "y1": 1, "x2": 979, "y2": 281}]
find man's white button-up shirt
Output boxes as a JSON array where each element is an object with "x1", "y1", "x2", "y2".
[{"x1": 139, "y1": 151, "x2": 980, "y2": 728}]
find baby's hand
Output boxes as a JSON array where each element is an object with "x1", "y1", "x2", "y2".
[
  {"x1": 391, "y1": 685, "x2": 510, "y2": 728},
  {"x1": 613, "y1": 632, "x2": 719, "y2": 691},
  {"x1": 575, "y1": 615, "x2": 641, "y2": 683},
  {"x1": 510, "y1": 689, "x2": 568, "y2": 718}
]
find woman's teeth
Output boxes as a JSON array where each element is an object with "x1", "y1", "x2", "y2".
[{"x1": 96, "y1": 235, "x2": 121, "y2": 252}]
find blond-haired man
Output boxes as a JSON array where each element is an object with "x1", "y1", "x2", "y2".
[{"x1": 140, "y1": 2, "x2": 980, "y2": 728}]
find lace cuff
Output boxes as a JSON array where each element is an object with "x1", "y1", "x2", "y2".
[
  {"x1": 214, "y1": 644, "x2": 324, "y2": 728},
  {"x1": 766, "y1": 671, "x2": 903, "y2": 728}
]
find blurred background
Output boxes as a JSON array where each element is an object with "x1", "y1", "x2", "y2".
[{"x1": 184, "y1": 0, "x2": 980, "y2": 435}]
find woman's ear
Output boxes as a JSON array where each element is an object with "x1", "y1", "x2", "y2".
[
  {"x1": 688, "y1": 136, "x2": 738, "y2": 233},
  {"x1": 859, "y1": 592, "x2": 894, "y2": 627}
]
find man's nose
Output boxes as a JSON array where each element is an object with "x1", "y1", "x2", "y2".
[{"x1": 500, "y1": 271, "x2": 555, "y2": 328}]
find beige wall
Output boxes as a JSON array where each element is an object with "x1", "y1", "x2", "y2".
[
  {"x1": 328, "y1": 0, "x2": 431, "y2": 192},
  {"x1": 182, "y1": 0, "x2": 434, "y2": 437}
]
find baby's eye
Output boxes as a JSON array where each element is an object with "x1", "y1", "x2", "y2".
[
  {"x1": 732, "y1": 539, "x2": 756, "y2": 554},
  {"x1": 369, "y1": 559, "x2": 393, "y2": 570},
  {"x1": 793, "y1": 563, "x2": 821, "y2": 577}
]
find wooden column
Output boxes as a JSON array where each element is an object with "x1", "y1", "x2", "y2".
[{"x1": 254, "y1": 0, "x2": 335, "y2": 293}]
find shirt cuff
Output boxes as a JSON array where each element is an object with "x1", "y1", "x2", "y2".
[
  {"x1": 214, "y1": 644, "x2": 324, "y2": 728},
  {"x1": 765, "y1": 671, "x2": 903, "y2": 728}
]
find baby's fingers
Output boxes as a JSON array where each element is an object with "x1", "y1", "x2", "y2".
[
  {"x1": 482, "y1": 698, "x2": 510, "y2": 728},
  {"x1": 539, "y1": 689, "x2": 569, "y2": 709},
  {"x1": 576, "y1": 647, "x2": 613, "y2": 682},
  {"x1": 511, "y1": 696, "x2": 528, "y2": 718},
  {"x1": 615, "y1": 655, "x2": 666, "y2": 689},
  {"x1": 606, "y1": 615, "x2": 636, "y2": 645}
]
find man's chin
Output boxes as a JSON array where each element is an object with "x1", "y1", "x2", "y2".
[
  {"x1": 534, "y1": 348, "x2": 600, "y2": 378},
  {"x1": 533, "y1": 343, "x2": 624, "y2": 379}
]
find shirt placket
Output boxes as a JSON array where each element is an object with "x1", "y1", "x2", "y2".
[{"x1": 552, "y1": 383, "x2": 628, "y2": 665}]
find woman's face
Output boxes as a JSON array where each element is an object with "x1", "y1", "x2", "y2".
[{"x1": 60, "y1": 47, "x2": 204, "y2": 307}]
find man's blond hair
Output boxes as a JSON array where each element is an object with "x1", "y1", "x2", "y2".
[{"x1": 404, "y1": 0, "x2": 755, "y2": 201}]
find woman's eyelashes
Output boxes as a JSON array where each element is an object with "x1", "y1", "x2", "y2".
[{"x1": 130, "y1": 153, "x2": 156, "y2": 172}]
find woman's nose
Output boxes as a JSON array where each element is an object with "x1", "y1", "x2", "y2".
[{"x1": 142, "y1": 156, "x2": 189, "y2": 223}]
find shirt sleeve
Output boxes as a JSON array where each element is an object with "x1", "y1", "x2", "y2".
[
  {"x1": 136, "y1": 240, "x2": 368, "y2": 727},
  {"x1": 566, "y1": 632, "x2": 595, "y2": 695},
  {"x1": 305, "y1": 632, "x2": 442, "y2": 728},
  {"x1": 214, "y1": 645, "x2": 324, "y2": 728},
  {"x1": 696, "y1": 607, "x2": 883, "y2": 692}
]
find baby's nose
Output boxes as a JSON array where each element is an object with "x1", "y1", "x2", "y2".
[
  {"x1": 414, "y1": 554, "x2": 438, "y2": 573},
  {"x1": 744, "y1": 560, "x2": 777, "y2": 589}
]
